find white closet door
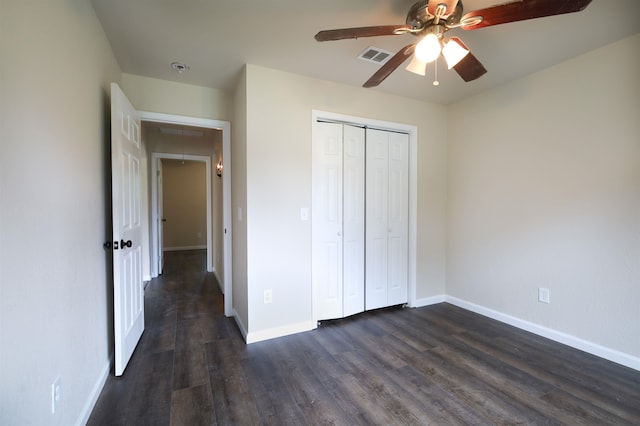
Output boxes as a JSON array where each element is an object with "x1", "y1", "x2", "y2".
[
  {"x1": 387, "y1": 131, "x2": 409, "y2": 306},
  {"x1": 312, "y1": 122, "x2": 344, "y2": 321},
  {"x1": 342, "y1": 125, "x2": 365, "y2": 317},
  {"x1": 365, "y1": 129, "x2": 390, "y2": 310},
  {"x1": 365, "y1": 129, "x2": 409, "y2": 310}
]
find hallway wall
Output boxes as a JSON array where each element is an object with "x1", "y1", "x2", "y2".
[{"x1": 162, "y1": 160, "x2": 208, "y2": 250}]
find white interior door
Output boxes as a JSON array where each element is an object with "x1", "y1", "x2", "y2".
[
  {"x1": 312, "y1": 122, "x2": 344, "y2": 321},
  {"x1": 341, "y1": 125, "x2": 365, "y2": 317},
  {"x1": 386, "y1": 131, "x2": 409, "y2": 306},
  {"x1": 365, "y1": 128, "x2": 409, "y2": 310},
  {"x1": 110, "y1": 83, "x2": 144, "y2": 376},
  {"x1": 157, "y1": 158, "x2": 164, "y2": 274},
  {"x1": 312, "y1": 122, "x2": 365, "y2": 321},
  {"x1": 365, "y1": 129, "x2": 390, "y2": 310}
]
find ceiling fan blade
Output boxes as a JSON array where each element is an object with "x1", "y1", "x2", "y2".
[
  {"x1": 363, "y1": 44, "x2": 416, "y2": 88},
  {"x1": 315, "y1": 25, "x2": 412, "y2": 42},
  {"x1": 450, "y1": 38, "x2": 487, "y2": 82},
  {"x1": 428, "y1": 0, "x2": 460, "y2": 17},
  {"x1": 461, "y1": 0, "x2": 593, "y2": 30}
]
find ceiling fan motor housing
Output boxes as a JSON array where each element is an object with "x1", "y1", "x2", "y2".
[{"x1": 406, "y1": 0, "x2": 463, "y2": 31}]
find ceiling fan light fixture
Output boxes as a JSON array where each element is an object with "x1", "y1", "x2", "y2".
[
  {"x1": 414, "y1": 33, "x2": 441, "y2": 63},
  {"x1": 405, "y1": 56, "x2": 427, "y2": 76},
  {"x1": 442, "y1": 38, "x2": 469, "y2": 69}
]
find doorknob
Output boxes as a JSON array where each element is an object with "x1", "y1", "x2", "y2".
[
  {"x1": 103, "y1": 241, "x2": 112, "y2": 249},
  {"x1": 120, "y1": 239, "x2": 133, "y2": 249}
]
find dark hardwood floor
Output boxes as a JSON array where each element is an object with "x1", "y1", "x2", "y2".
[{"x1": 88, "y1": 250, "x2": 640, "y2": 425}]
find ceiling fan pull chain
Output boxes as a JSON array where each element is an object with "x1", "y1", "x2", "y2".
[{"x1": 433, "y1": 57, "x2": 440, "y2": 86}]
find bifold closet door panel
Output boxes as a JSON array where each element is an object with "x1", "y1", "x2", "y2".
[
  {"x1": 312, "y1": 122, "x2": 344, "y2": 321},
  {"x1": 342, "y1": 125, "x2": 365, "y2": 317},
  {"x1": 386, "y1": 131, "x2": 409, "y2": 306},
  {"x1": 365, "y1": 129, "x2": 390, "y2": 310},
  {"x1": 312, "y1": 122, "x2": 365, "y2": 321},
  {"x1": 365, "y1": 128, "x2": 409, "y2": 310}
]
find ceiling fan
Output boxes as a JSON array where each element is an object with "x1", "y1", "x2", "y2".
[{"x1": 315, "y1": 0, "x2": 593, "y2": 87}]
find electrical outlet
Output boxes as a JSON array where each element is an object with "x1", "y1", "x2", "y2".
[
  {"x1": 51, "y1": 377, "x2": 61, "y2": 414},
  {"x1": 538, "y1": 287, "x2": 550, "y2": 304},
  {"x1": 264, "y1": 289, "x2": 273, "y2": 304}
]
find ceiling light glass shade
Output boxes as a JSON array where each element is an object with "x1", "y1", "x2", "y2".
[
  {"x1": 405, "y1": 56, "x2": 427, "y2": 76},
  {"x1": 442, "y1": 39, "x2": 469, "y2": 69},
  {"x1": 415, "y1": 33, "x2": 441, "y2": 63}
]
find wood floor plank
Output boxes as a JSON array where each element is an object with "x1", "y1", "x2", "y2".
[
  {"x1": 335, "y1": 349, "x2": 450, "y2": 425},
  {"x1": 430, "y1": 336, "x2": 575, "y2": 424},
  {"x1": 332, "y1": 372, "x2": 403, "y2": 424},
  {"x1": 172, "y1": 346, "x2": 209, "y2": 390},
  {"x1": 125, "y1": 350, "x2": 174, "y2": 426},
  {"x1": 170, "y1": 385, "x2": 215, "y2": 426},
  {"x1": 389, "y1": 364, "x2": 484, "y2": 425},
  {"x1": 204, "y1": 340, "x2": 262, "y2": 425},
  {"x1": 365, "y1": 308, "x2": 437, "y2": 352},
  {"x1": 241, "y1": 344, "x2": 309, "y2": 424},
  {"x1": 339, "y1": 318, "x2": 409, "y2": 370},
  {"x1": 541, "y1": 387, "x2": 633, "y2": 425}
]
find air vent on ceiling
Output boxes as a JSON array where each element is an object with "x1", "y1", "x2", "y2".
[{"x1": 358, "y1": 46, "x2": 393, "y2": 65}]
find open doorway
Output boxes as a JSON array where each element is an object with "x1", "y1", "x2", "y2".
[
  {"x1": 154, "y1": 154, "x2": 212, "y2": 275},
  {"x1": 141, "y1": 112, "x2": 232, "y2": 317}
]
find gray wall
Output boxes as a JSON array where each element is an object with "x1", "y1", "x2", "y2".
[
  {"x1": 0, "y1": 1, "x2": 122, "y2": 424},
  {"x1": 447, "y1": 35, "x2": 640, "y2": 362}
]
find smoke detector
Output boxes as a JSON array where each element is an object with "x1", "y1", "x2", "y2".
[{"x1": 171, "y1": 62, "x2": 190, "y2": 74}]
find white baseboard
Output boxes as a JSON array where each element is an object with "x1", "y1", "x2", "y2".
[
  {"x1": 412, "y1": 294, "x2": 446, "y2": 308},
  {"x1": 232, "y1": 309, "x2": 249, "y2": 341},
  {"x1": 445, "y1": 296, "x2": 640, "y2": 372},
  {"x1": 164, "y1": 245, "x2": 207, "y2": 252},
  {"x1": 214, "y1": 270, "x2": 224, "y2": 293},
  {"x1": 75, "y1": 358, "x2": 111, "y2": 426},
  {"x1": 246, "y1": 321, "x2": 315, "y2": 344}
]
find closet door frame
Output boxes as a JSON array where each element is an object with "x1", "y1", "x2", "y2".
[{"x1": 311, "y1": 110, "x2": 418, "y2": 320}]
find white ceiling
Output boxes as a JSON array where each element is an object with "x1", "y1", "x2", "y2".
[{"x1": 92, "y1": 0, "x2": 640, "y2": 105}]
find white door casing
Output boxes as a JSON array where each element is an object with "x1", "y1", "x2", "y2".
[
  {"x1": 110, "y1": 83, "x2": 144, "y2": 376},
  {"x1": 142, "y1": 112, "x2": 233, "y2": 317},
  {"x1": 157, "y1": 158, "x2": 164, "y2": 274}
]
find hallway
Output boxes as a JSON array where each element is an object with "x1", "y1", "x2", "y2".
[{"x1": 88, "y1": 250, "x2": 233, "y2": 424}]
